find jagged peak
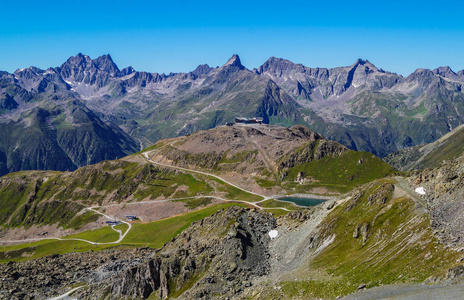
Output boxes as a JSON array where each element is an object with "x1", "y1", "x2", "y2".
[
  {"x1": 257, "y1": 56, "x2": 304, "y2": 75},
  {"x1": 222, "y1": 54, "x2": 244, "y2": 69},
  {"x1": 93, "y1": 54, "x2": 119, "y2": 74},
  {"x1": 14, "y1": 66, "x2": 43, "y2": 76},
  {"x1": 75, "y1": 52, "x2": 89, "y2": 59},
  {"x1": 61, "y1": 53, "x2": 93, "y2": 68},
  {"x1": 119, "y1": 66, "x2": 136, "y2": 76},
  {"x1": 58, "y1": 53, "x2": 120, "y2": 77},
  {"x1": 192, "y1": 64, "x2": 212, "y2": 76},
  {"x1": 352, "y1": 58, "x2": 378, "y2": 70},
  {"x1": 406, "y1": 68, "x2": 436, "y2": 81},
  {"x1": 433, "y1": 66, "x2": 457, "y2": 76}
]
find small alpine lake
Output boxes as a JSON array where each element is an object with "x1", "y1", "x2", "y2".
[{"x1": 276, "y1": 197, "x2": 327, "y2": 207}]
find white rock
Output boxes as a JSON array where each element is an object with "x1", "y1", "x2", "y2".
[
  {"x1": 415, "y1": 187, "x2": 426, "y2": 195},
  {"x1": 269, "y1": 230, "x2": 278, "y2": 239}
]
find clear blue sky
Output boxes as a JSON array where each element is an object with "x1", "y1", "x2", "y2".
[{"x1": 1, "y1": 0, "x2": 464, "y2": 76}]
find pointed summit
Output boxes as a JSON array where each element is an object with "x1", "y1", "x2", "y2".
[
  {"x1": 192, "y1": 64, "x2": 212, "y2": 76},
  {"x1": 62, "y1": 53, "x2": 92, "y2": 68},
  {"x1": 352, "y1": 58, "x2": 378, "y2": 71},
  {"x1": 94, "y1": 54, "x2": 119, "y2": 75},
  {"x1": 222, "y1": 54, "x2": 244, "y2": 69}
]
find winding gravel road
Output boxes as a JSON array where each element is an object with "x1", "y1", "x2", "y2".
[
  {"x1": 1, "y1": 147, "x2": 295, "y2": 247},
  {"x1": 142, "y1": 150, "x2": 268, "y2": 202}
]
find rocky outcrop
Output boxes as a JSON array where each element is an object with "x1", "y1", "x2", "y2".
[
  {"x1": 408, "y1": 156, "x2": 464, "y2": 248},
  {"x1": 88, "y1": 207, "x2": 276, "y2": 299},
  {"x1": 278, "y1": 139, "x2": 347, "y2": 170},
  {"x1": 0, "y1": 248, "x2": 154, "y2": 300}
]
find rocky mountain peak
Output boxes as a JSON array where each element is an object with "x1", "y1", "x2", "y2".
[
  {"x1": 192, "y1": 63, "x2": 212, "y2": 76},
  {"x1": 410, "y1": 68, "x2": 436, "y2": 79},
  {"x1": 434, "y1": 66, "x2": 453, "y2": 72},
  {"x1": 64, "y1": 53, "x2": 93, "y2": 67},
  {"x1": 119, "y1": 66, "x2": 136, "y2": 76},
  {"x1": 93, "y1": 54, "x2": 119, "y2": 75},
  {"x1": 433, "y1": 66, "x2": 460, "y2": 80},
  {"x1": 412, "y1": 68, "x2": 429, "y2": 74},
  {"x1": 352, "y1": 58, "x2": 379, "y2": 71},
  {"x1": 13, "y1": 66, "x2": 43, "y2": 80},
  {"x1": 222, "y1": 54, "x2": 244, "y2": 69},
  {"x1": 265, "y1": 56, "x2": 289, "y2": 66},
  {"x1": 257, "y1": 57, "x2": 302, "y2": 75},
  {"x1": 57, "y1": 53, "x2": 120, "y2": 87}
]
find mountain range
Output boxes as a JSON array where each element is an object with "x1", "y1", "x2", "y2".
[{"x1": 1, "y1": 53, "x2": 464, "y2": 175}]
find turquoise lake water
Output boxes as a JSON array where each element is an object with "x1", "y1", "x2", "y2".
[{"x1": 277, "y1": 197, "x2": 326, "y2": 207}]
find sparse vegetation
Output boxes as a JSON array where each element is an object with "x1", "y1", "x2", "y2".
[
  {"x1": 173, "y1": 197, "x2": 213, "y2": 209},
  {"x1": 258, "y1": 199, "x2": 302, "y2": 210}
]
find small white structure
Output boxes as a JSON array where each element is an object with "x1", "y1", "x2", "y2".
[
  {"x1": 268, "y1": 230, "x2": 278, "y2": 239},
  {"x1": 415, "y1": 187, "x2": 426, "y2": 195}
]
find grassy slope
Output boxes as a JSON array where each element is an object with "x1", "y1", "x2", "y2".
[
  {"x1": 124, "y1": 202, "x2": 246, "y2": 248},
  {"x1": 258, "y1": 199, "x2": 302, "y2": 210},
  {"x1": 0, "y1": 203, "x2": 247, "y2": 263},
  {"x1": 279, "y1": 180, "x2": 461, "y2": 299},
  {"x1": 152, "y1": 130, "x2": 396, "y2": 196},
  {"x1": 283, "y1": 150, "x2": 398, "y2": 194},
  {"x1": 419, "y1": 125, "x2": 464, "y2": 169},
  {"x1": 0, "y1": 157, "x2": 263, "y2": 231},
  {"x1": 384, "y1": 125, "x2": 464, "y2": 171}
]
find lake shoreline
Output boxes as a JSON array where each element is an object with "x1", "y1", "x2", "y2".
[
  {"x1": 273, "y1": 194, "x2": 335, "y2": 208},
  {"x1": 274, "y1": 193, "x2": 335, "y2": 200}
]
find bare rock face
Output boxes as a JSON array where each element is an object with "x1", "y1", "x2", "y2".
[
  {"x1": 82, "y1": 207, "x2": 276, "y2": 299},
  {"x1": 222, "y1": 54, "x2": 244, "y2": 70},
  {"x1": 110, "y1": 258, "x2": 167, "y2": 299},
  {"x1": 0, "y1": 248, "x2": 155, "y2": 300},
  {"x1": 408, "y1": 156, "x2": 464, "y2": 248}
]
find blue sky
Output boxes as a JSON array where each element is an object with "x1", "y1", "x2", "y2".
[{"x1": 1, "y1": 0, "x2": 464, "y2": 76}]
